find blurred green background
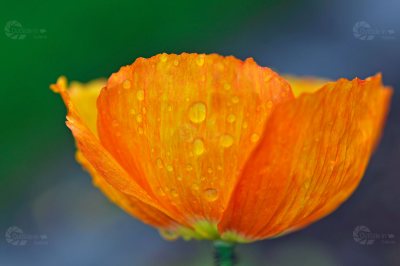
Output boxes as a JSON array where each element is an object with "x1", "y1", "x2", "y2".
[{"x1": 1, "y1": 0, "x2": 399, "y2": 265}]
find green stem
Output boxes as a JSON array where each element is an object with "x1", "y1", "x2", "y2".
[{"x1": 213, "y1": 240, "x2": 236, "y2": 266}]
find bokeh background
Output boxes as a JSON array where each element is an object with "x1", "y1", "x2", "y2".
[{"x1": 0, "y1": 0, "x2": 399, "y2": 265}]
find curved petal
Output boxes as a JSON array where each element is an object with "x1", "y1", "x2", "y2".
[
  {"x1": 219, "y1": 74, "x2": 392, "y2": 241},
  {"x1": 66, "y1": 79, "x2": 106, "y2": 135},
  {"x1": 284, "y1": 75, "x2": 330, "y2": 97},
  {"x1": 51, "y1": 77, "x2": 187, "y2": 229},
  {"x1": 96, "y1": 53, "x2": 293, "y2": 228},
  {"x1": 76, "y1": 151, "x2": 177, "y2": 228}
]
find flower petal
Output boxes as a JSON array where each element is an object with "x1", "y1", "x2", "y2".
[
  {"x1": 96, "y1": 53, "x2": 293, "y2": 227},
  {"x1": 51, "y1": 77, "x2": 185, "y2": 229},
  {"x1": 219, "y1": 74, "x2": 392, "y2": 241},
  {"x1": 284, "y1": 75, "x2": 330, "y2": 97}
]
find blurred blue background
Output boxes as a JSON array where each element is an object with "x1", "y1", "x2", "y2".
[{"x1": 0, "y1": 0, "x2": 399, "y2": 265}]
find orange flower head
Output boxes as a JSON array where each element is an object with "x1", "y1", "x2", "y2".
[{"x1": 51, "y1": 53, "x2": 392, "y2": 242}]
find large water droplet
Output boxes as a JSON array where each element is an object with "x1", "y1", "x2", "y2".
[
  {"x1": 188, "y1": 102, "x2": 206, "y2": 123},
  {"x1": 193, "y1": 138, "x2": 205, "y2": 156},
  {"x1": 219, "y1": 134, "x2": 234, "y2": 148},
  {"x1": 203, "y1": 188, "x2": 218, "y2": 202}
]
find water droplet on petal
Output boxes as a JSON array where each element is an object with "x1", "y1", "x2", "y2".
[
  {"x1": 136, "y1": 90, "x2": 144, "y2": 101},
  {"x1": 136, "y1": 114, "x2": 143, "y2": 123},
  {"x1": 231, "y1": 96, "x2": 239, "y2": 104},
  {"x1": 166, "y1": 164, "x2": 174, "y2": 172},
  {"x1": 112, "y1": 120, "x2": 119, "y2": 127},
  {"x1": 160, "y1": 54, "x2": 168, "y2": 62},
  {"x1": 160, "y1": 229, "x2": 179, "y2": 240},
  {"x1": 156, "y1": 158, "x2": 164, "y2": 169},
  {"x1": 266, "y1": 101, "x2": 273, "y2": 108},
  {"x1": 203, "y1": 188, "x2": 218, "y2": 202},
  {"x1": 186, "y1": 164, "x2": 193, "y2": 172},
  {"x1": 188, "y1": 102, "x2": 206, "y2": 123},
  {"x1": 193, "y1": 138, "x2": 205, "y2": 156},
  {"x1": 170, "y1": 189, "x2": 178, "y2": 198},
  {"x1": 227, "y1": 114, "x2": 236, "y2": 123},
  {"x1": 137, "y1": 127, "x2": 144, "y2": 135},
  {"x1": 196, "y1": 55, "x2": 205, "y2": 66},
  {"x1": 250, "y1": 133, "x2": 260, "y2": 143},
  {"x1": 122, "y1": 79, "x2": 131, "y2": 89},
  {"x1": 219, "y1": 134, "x2": 234, "y2": 148},
  {"x1": 223, "y1": 83, "x2": 231, "y2": 90},
  {"x1": 173, "y1": 59, "x2": 179, "y2": 66},
  {"x1": 177, "y1": 176, "x2": 183, "y2": 181},
  {"x1": 191, "y1": 183, "x2": 200, "y2": 192}
]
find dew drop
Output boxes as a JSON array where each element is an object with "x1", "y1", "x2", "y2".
[
  {"x1": 160, "y1": 229, "x2": 179, "y2": 240},
  {"x1": 129, "y1": 108, "x2": 136, "y2": 115},
  {"x1": 122, "y1": 79, "x2": 131, "y2": 89},
  {"x1": 166, "y1": 164, "x2": 174, "y2": 172},
  {"x1": 193, "y1": 138, "x2": 205, "y2": 156},
  {"x1": 219, "y1": 134, "x2": 234, "y2": 148},
  {"x1": 112, "y1": 120, "x2": 119, "y2": 127},
  {"x1": 188, "y1": 102, "x2": 206, "y2": 123},
  {"x1": 186, "y1": 164, "x2": 193, "y2": 172},
  {"x1": 191, "y1": 183, "x2": 200, "y2": 192},
  {"x1": 156, "y1": 158, "x2": 164, "y2": 169},
  {"x1": 266, "y1": 101, "x2": 273, "y2": 108},
  {"x1": 136, "y1": 114, "x2": 143, "y2": 123},
  {"x1": 170, "y1": 189, "x2": 178, "y2": 198},
  {"x1": 136, "y1": 90, "x2": 144, "y2": 101},
  {"x1": 227, "y1": 114, "x2": 236, "y2": 123},
  {"x1": 137, "y1": 126, "x2": 144, "y2": 135},
  {"x1": 231, "y1": 96, "x2": 239, "y2": 104},
  {"x1": 157, "y1": 187, "x2": 166, "y2": 197},
  {"x1": 250, "y1": 133, "x2": 260, "y2": 143},
  {"x1": 177, "y1": 176, "x2": 183, "y2": 181},
  {"x1": 203, "y1": 188, "x2": 218, "y2": 202},
  {"x1": 223, "y1": 83, "x2": 231, "y2": 90},
  {"x1": 173, "y1": 59, "x2": 179, "y2": 66},
  {"x1": 160, "y1": 54, "x2": 168, "y2": 62},
  {"x1": 242, "y1": 122, "x2": 248, "y2": 129},
  {"x1": 196, "y1": 55, "x2": 205, "y2": 66},
  {"x1": 207, "y1": 168, "x2": 213, "y2": 174}
]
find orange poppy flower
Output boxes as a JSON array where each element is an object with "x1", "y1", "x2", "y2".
[{"x1": 51, "y1": 53, "x2": 392, "y2": 243}]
